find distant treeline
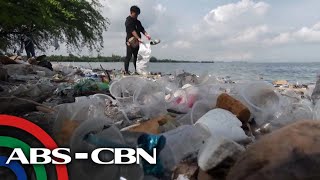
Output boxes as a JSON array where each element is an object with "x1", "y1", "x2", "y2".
[{"x1": 46, "y1": 54, "x2": 215, "y2": 63}]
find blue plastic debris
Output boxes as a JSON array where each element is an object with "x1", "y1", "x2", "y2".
[{"x1": 138, "y1": 134, "x2": 166, "y2": 177}]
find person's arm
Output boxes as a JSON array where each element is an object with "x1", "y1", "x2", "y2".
[
  {"x1": 33, "y1": 38, "x2": 39, "y2": 48},
  {"x1": 138, "y1": 20, "x2": 151, "y2": 40},
  {"x1": 132, "y1": 31, "x2": 143, "y2": 42},
  {"x1": 143, "y1": 31, "x2": 151, "y2": 40}
]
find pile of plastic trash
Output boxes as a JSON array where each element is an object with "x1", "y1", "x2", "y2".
[
  {"x1": 2, "y1": 54, "x2": 320, "y2": 180},
  {"x1": 49, "y1": 69, "x2": 320, "y2": 179}
]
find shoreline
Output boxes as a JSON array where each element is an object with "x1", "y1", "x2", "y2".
[{"x1": 52, "y1": 61, "x2": 318, "y2": 86}]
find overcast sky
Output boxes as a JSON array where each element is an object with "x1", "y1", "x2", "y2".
[{"x1": 51, "y1": 0, "x2": 320, "y2": 62}]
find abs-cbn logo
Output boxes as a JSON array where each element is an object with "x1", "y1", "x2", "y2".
[
  {"x1": 0, "y1": 115, "x2": 157, "y2": 180},
  {"x1": 7, "y1": 148, "x2": 157, "y2": 165}
]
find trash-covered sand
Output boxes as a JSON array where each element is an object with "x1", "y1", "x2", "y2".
[{"x1": 1, "y1": 55, "x2": 320, "y2": 180}]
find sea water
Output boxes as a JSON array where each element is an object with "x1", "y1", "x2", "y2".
[{"x1": 53, "y1": 62, "x2": 320, "y2": 84}]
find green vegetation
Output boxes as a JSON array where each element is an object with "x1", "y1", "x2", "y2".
[
  {"x1": 0, "y1": 0, "x2": 108, "y2": 51},
  {"x1": 46, "y1": 54, "x2": 215, "y2": 63}
]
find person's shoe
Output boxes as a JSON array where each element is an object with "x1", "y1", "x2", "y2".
[
  {"x1": 134, "y1": 72, "x2": 140, "y2": 75},
  {"x1": 124, "y1": 71, "x2": 130, "y2": 76}
]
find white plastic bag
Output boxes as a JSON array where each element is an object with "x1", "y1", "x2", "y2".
[{"x1": 137, "y1": 43, "x2": 151, "y2": 75}]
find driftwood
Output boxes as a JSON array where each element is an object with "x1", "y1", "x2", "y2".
[
  {"x1": 36, "y1": 106, "x2": 55, "y2": 113},
  {"x1": 100, "y1": 64, "x2": 112, "y2": 82},
  {"x1": 0, "y1": 56, "x2": 18, "y2": 65},
  {"x1": 0, "y1": 96, "x2": 55, "y2": 114}
]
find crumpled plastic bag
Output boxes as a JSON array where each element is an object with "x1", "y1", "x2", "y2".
[
  {"x1": 137, "y1": 43, "x2": 151, "y2": 75},
  {"x1": 8, "y1": 79, "x2": 55, "y2": 98},
  {"x1": 74, "y1": 78, "x2": 109, "y2": 95}
]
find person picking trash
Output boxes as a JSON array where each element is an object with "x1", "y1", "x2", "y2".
[
  {"x1": 20, "y1": 27, "x2": 36, "y2": 59},
  {"x1": 124, "y1": 5, "x2": 151, "y2": 75}
]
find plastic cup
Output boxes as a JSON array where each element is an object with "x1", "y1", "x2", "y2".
[
  {"x1": 110, "y1": 77, "x2": 146, "y2": 100},
  {"x1": 133, "y1": 80, "x2": 167, "y2": 119},
  {"x1": 240, "y1": 82, "x2": 280, "y2": 111},
  {"x1": 166, "y1": 89, "x2": 197, "y2": 113},
  {"x1": 70, "y1": 119, "x2": 144, "y2": 180},
  {"x1": 270, "y1": 100, "x2": 313, "y2": 130},
  {"x1": 156, "y1": 76, "x2": 179, "y2": 95},
  {"x1": 159, "y1": 125, "x2": 210, "y2": 171},
  {"x1": 53, "y1": 102, "x2": 91, "y2": 141},
  {"x1": 239, "y1": 81, "x2": 281, "y2": 125},
  {"x1": 175, "y1": 100, "x2": 213, "y2": 125}
]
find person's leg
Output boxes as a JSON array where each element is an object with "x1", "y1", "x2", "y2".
[
  {"x1": 125, "y1": 44, "x2": 133, "y2": 73},
  {"x1": 132, "y1": 46, "x2": 140, "y2": 73},
  {"x1": 30, "y1": 43, "x2": 35, "y2": 57},
  {"x1": 25, "y1": 46, "x2": 31, "y2": 59}
]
